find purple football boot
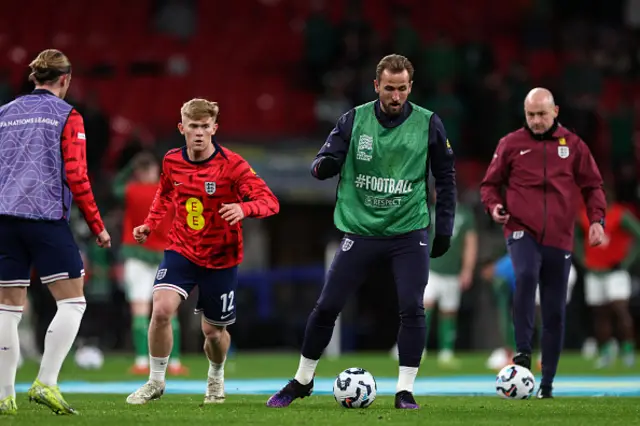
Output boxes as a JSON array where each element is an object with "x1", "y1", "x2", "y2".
[
  {"x1": 266, "y1": 379, "x2": 314, "y2": 408},
  {"x1": 395, "y1": 391, "x2": 420, "y2": 409}
]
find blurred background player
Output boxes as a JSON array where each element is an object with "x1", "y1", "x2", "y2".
[
  {"x1": 575, "y1": 196, "x2": 640, "y2": 368},
  {"x1": 423, "y1": 193, "x2": 477, "y2": 368},
  {"x1": 483, "y1": 253, "x2": 577, "y2": 370},
  {"x1": 126, "y1": 99, "x2": 279, "y2": 405},
  {"x1": 0, "y1": 49, "x2": 111, "y2": 415},
  {"x1": 113, "y1": 152, "x2": 187, "y2": 376}
]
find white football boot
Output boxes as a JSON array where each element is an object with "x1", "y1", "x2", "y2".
[
  {"x1": 126, "y1": 380, "x2": 165, "y2": 405},
  {"x1": 204, "y1": 376, "x2": 225, "y2": 404}
]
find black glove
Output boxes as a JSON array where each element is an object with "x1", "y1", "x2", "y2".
[
  {"x1": 314, "y1": 156, "x2": 342, "y2": 180},
  {"x1": 430, "y1": 234, "x2": 451, "y2": 258}
]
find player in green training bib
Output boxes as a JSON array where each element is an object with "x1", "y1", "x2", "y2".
[
  {"x1": 268, "y1": 54, "x2": 457, "y2": 410},
  {"x1": 423, "y1": 197, "x2": 477, "y2": 367}
]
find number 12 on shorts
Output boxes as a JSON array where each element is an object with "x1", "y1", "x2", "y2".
[{"x1": 220, "y1": 291, "x2": 235, "y2": 313}]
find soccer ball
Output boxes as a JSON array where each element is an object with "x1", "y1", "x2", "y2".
[
  {"x1": 333, "y1": 367, "x2": 377, "y2": 408},
  {"x1": 74, "y1": 346, "x2": 104, "y2": 370},
  {"x1": 496, "y1": 364, "x2": 535, "y2": 399}
]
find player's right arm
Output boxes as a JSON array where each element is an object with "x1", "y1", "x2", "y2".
[
  {"x1": 480, "y1": 137, "x2": 511, "y2": 222},
  {"x1": 310, "y1": 109, "x2": 355, "y2": 180},
  {"x1": 141, "y1": 156, "x2": 174, "y2": 234}
]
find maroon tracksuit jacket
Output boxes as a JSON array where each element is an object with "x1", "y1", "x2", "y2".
[{"x1": 480, "y1": 126, "x2": 606, "y2": 252}]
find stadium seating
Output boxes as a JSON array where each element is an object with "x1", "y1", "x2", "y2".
[{"x1": 0, "y1": 0, "x2": 614, "y2": 171}]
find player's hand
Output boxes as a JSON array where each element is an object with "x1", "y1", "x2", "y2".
[
  {"x1": 430, "y1": 235, "x2": 451, "y2": 258},
  {"x1": 133, "y1": 224, "x2": 151, "y2": 244},
  {"x1": 219, "y1": 203, "x2": 245, "y2": 225},
  {"x1": 491, "y1": 204, "x2": 510, "y2": 224},
  {"x1": 588, "y1": 222, "x2": 605, "y2": 247},
  {"x1": 96, "y1": 229, "x2": 111, "y2": 248},
  {"x1": 459, "y1": 269, "x2": 473, "y2": 291}
]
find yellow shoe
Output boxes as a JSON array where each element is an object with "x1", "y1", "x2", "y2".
[
  {"x1": 27, "y1": 380, "x2": 77, "y2": 415},
  {"x1": 0, "y1": 396, "x2": 17, "y2": 415}
]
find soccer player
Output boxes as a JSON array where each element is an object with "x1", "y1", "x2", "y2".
[
  {"x1": 267, "y1": 54, "x2": 456, "y2": 410},
  {"x1": 113, "y1": 152, "x2": 187, "y2": 375},
  {"x1": 125, "y1": 98, "x2": 279, "y2": 405},
  {"x1": 575, "y1": 199, "x2": 640, "y2": 368},
  {"x1": 0, "y1": 49, "x2": 111, "y2": 415},
  {"x1": 422, "y1": 195, "x2": 477, "y2": 368},
  {"x1": 480, "y1": 87, "x2": 606, "y2": 398}
]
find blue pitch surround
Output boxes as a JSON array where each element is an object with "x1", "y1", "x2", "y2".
[{"x1": 15, "y1": 377, "x2": 640, "y2": 397}]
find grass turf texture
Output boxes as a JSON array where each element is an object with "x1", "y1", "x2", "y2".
[
  {"x1": 7, "y1": 352, "x2": 640, "y2": 425},
  {"x1": 5, "y1": 395, "x2": 640, "y2": 425}
]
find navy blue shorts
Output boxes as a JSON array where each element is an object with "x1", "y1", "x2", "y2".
[
  {"x1": 153, "y1": 250, "x2": 238, "y2": 326},
  {"x1": 0, "y1": 216, "x2": 84, "y2": 287}
]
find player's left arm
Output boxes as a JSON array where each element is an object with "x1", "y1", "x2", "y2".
[
  {"x1": 61, "y1": 109, "x2": 105, "y2": 236},
  {"x1": 221, "y1": 158, "x2": 280, "y2": 225},
  {"x1": 573, "y1": 139, "x2": 606, "y2": 226},
  {"x1": 428, "y1": 113, "x2": 456, "y2": 237}
]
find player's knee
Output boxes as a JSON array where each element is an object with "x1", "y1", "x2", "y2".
[
  {"x1": 151, "y1": 301, "x2": 175, "y2": 324},
  {"x1": 151, "y1": 290, "x2": 181, "y2": 324},
  {"x1": 542, "y1": 309, "x2": 564, "y2": 329},
  {"x1": 514, "y1": 270, "x2": 537, "y2": 287},
  {"x1": 399, "y1": 305, "x2": 425, "y2": 328},
  {"x1": 311, "y1": 304, "x2": 341, "y2": 326}
]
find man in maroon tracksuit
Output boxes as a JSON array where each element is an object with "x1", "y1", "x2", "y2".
[{"x1": 480, "y1": 88, "x2": 606, "y2": 398}]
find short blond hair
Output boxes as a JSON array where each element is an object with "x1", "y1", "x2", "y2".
[
  {"x1": 181, "y1": 98, "x2": 219, "y2": 122},
  {"x1": 29, "y1": 49, "x2": 72, "y2": 85},
  {"x1": 376, "y1": 54, "x2": 414, "y2": 81}
]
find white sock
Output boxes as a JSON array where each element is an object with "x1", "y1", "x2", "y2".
[
  {"x1": 396, "y1": 366, "x2": 419, "y2": 393},
  {"x1": 0, "y1": 305, "x2": 23, "y2": 399},
  {"x1": 37, "y1": 297, "x2": 86, "y2": 387},
  {"x1": 149, "y1": 356, "x2": 169, "y2": 383},
  {"x1": 294, "y1": 355, "x2": 318, "y2": 385},
  {"x1": 208, "y1": 357, "x2": 225, "y2": 380}
]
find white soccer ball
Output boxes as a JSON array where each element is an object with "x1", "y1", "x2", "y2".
[
  {"x1": 496, "y1": 364, "x2": 535, "y2": 399},
  {"x1": 333, "y1": 367, "x2": 377, "y2": 408},
  {"x1": 74, "y1": 346, "x2": 104, "y2": 370}
]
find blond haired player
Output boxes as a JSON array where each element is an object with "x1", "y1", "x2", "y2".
[{"x1": 126, "y1": 99, "x2": 279, "y2": 405}]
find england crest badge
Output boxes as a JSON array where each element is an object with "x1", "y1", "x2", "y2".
[
  {"x1": 558, "y1": 146, "x2": 569, "y2": 159},
  {"x1": 156, "y1": 269, "x2": 167, "y2": 280},
  {"x1": 204, "y1": 181, "x2": 216, "y2": 195},
  {"x1": 342, "y1": 238, "x2": 354, "y2": 251}
]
